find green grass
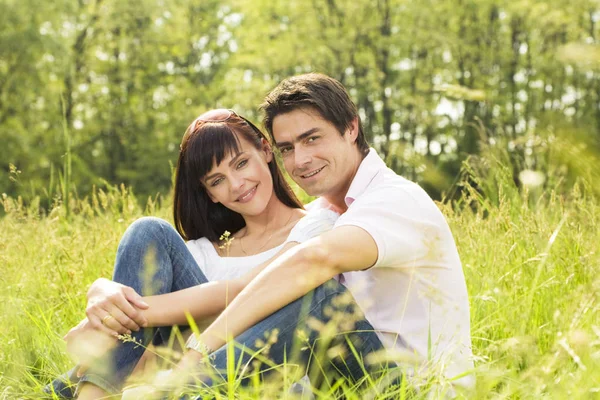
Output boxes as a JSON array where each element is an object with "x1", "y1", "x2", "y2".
[{"x1": 1, "y1": 165, "x2": 599, "y2": 398}]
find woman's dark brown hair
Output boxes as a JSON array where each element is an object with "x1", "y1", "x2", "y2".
[{"x1": 173, "y1": 112, "x2": 303, "y2": 242}]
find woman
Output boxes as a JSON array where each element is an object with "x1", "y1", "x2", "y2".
[{"x1": 48, "y1": 109, "x2": 338, "y2": 399}]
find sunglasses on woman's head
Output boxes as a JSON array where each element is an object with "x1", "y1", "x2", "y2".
[{"x1": 189, "y1": 109, "x2": 265, "y2": 139}]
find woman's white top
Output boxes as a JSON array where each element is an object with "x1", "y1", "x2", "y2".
[{"x1": 186, "y1": 208, "x2": 339, "y2": 281}]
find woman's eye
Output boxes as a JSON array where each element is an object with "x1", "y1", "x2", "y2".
[
  {"x1": 211, "y1": 178, "x2": 223, "y2": 187},
  {"x1": 237, "y1": 159, "x2": 248, "y2": 169}
]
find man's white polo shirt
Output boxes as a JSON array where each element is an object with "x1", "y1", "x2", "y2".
[{"x1": 309, "y1": 148, "x2": 474, "y2": 387}]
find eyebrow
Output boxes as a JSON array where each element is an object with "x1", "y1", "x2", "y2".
[
  {"x1": 275, "y1": 128, "x2": 320, "y2": 148},
  {"x1": 203, "y1": 152, "x2": 247, "y2": 181}
]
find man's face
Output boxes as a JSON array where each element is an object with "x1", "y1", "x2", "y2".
[{"x1": 272, "y1": 108, "x2": 360, "y2": 202}]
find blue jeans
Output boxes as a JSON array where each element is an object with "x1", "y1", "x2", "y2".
[
  {"x1": 47, "y1": 217, "x2": 209, "y2": 397},
  {"x1": 47, "y1": 217, "x2": 387, "y2": 397},
  {"x1": 191, "y1": 280, "x2": 387, "y2": 396}
]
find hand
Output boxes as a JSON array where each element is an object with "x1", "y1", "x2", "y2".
[
  {"x1": 63, "y1": 318, "x2": 118, "y2": 377},
  {"x1": 121, "y1": 369, "x2": 177, "y2": 400},
  {"x1": 177, "y1": 349, "x2": 205, "y2": 373},
  {"x1": 122, "y1": 351, "x2": 206, "y2": 399},
  {"x1": 86, "y1": 278, "x2": 149, "y2": 336},
  {"x1": 154, "y1": 349, "x2": 205, "y2": 391}
]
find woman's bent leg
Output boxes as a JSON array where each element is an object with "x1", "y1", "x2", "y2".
[
  {"x1": 47, "y1": 217, "x2": 208, "y2": 398},
  {"x1": 111, "y1": 217, "x2": 208, "y2": 298}
]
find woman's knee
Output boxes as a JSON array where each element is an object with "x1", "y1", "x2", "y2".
[
  {"x1": 118, "y1": 217, "x2": 178, "y2": 248},
  {"x1": 114, "y1": 217, "x2": 174, "y2": 270},
  {"x1": 126, "y1": 217, "x2": 171, "y2": 237}
]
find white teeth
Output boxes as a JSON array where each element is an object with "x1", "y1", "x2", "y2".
[
  {"x1": 302, "y1": 167, "x2": 323, "y2": 178},
  {"x1": 239, "y1": 186, "x2": 256, "y2": 201}
]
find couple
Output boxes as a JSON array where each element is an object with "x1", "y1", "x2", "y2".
[{"x1": 48, "y1": 73, "x2": 473, "y2": 399}]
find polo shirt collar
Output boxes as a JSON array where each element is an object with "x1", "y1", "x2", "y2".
[
  {"x1": 309, "y1": 148, "x2": 386, "y2": 212},
  {"x1": 344, "y1": 148, "x2": 386, "y2": 207}
]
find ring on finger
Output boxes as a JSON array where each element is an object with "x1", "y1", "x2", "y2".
[{"x1": 102, "y1": 314, "x2": 114, "y2": 326}]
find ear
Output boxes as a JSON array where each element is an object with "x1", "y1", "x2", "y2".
[
  {"x1": 261, "y1": 138, "x2": 274, "y2": 163},
  {"x1": 346, "y1": 117, "x2": 360, "y2": 144}
]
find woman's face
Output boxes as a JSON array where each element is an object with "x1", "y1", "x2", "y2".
[{"x1": 202, "y1": 134, "x2": 274, "y2": 217}]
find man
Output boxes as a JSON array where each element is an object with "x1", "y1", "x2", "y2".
[{"x1": 179, "y1": 73, "x2": 474, "y2": 391}]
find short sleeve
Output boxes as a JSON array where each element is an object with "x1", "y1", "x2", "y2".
[
  {"x1": 185, "y1": 238, "x2": 211, "y2": 276},
  {"x1": 335, "y1": 183, "x2": 445, "y2": 269},
  {"x1": 285, "y1": 208, "x2": 339, "y2": 244}
]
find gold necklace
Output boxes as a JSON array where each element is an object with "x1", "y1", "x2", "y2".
[{"x1": 239, "y1": 209, "x2": 295, "y2": 256}]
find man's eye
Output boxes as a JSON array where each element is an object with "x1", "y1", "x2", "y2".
[
  {"x1": 280, "y1": 147, "x2": 293, "y2": 155},
  {"x1": 307, "y1": 136, "x2": 319, "y2": 143},
  {"x1": 237, "y1": 159, "x2": 248, "y2": 169}
]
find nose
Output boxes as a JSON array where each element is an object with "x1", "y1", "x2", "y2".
[
  {"x1": 230, "y1": 173, "x2": 245, "y2": 193},
  {"x1": 294, "y1": 147, "x2": 312, "y2": 169}
]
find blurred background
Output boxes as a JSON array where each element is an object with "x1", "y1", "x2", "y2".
[{"x1": 1, "y1": 0, "x2": 599, "y2": 207}]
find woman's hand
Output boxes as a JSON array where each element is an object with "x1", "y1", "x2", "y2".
[
  {"x1": 176, "y1": 349, "x2": 205, "y2": 373},
  {"x1": 64, "y1": 317, "x2": 118, "y2": 376},
  {"x1": 86, "y1": 278, "x2": 149, "y2": 335},
  {"x1": 122, "y1": 350, "x2": 207, "y2": 398},
  {"x1": 152, "y1": 349, "x2": 205, "y2": 392}
]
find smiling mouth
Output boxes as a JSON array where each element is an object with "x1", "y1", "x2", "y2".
[
  {"x1": 300, "y1": 166, "x2": 325, "y2": 179},
  {"x1": 237, "y1": 186, "x2": 257, "y2": 202}
]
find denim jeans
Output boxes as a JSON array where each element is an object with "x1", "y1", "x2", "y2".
[
  {"x1": 47, "y1": 217, "x2": 387, "y2": 398},
  {"x1": 47, "y1": 217, "x2": 209, "y2": 398},
  {"x1": 189, "y1": 279, "x2": 387, "y2": 396}
]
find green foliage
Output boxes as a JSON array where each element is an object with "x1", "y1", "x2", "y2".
[
  {"x1": 2, "y1": 0, "x2": 599, "y2": 204},
  {"x1": 1, "y1": 151, "x2": 600, "y2": 398}
]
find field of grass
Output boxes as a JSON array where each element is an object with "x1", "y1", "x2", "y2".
[{"x1": 1, "y1": 161, "x2": 599, "y2": 399}]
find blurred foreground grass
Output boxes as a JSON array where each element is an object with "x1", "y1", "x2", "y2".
[{"x1": 1, "y1": 156, "x2": 599, "y2": 398}]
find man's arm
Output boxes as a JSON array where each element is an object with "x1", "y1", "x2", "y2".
[{"x1": 193, "y1": 225, "x2": 378, "y2": 354}]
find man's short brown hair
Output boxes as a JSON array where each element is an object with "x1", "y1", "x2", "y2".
[{"x1": 260, "y1": 73, "x2": 369, "y2": 155}]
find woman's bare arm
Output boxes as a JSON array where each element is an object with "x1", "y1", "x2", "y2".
[{"x1": 142, "y1": 242, "x2": 299, "y2": 327}]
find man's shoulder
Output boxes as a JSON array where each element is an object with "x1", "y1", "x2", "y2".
[
  {"x1": 358, "y1": 168, "x2": 433, "y2": 205},
  {"x1": 343, "y1": 169, "x2": 447, "y2": 232}
]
